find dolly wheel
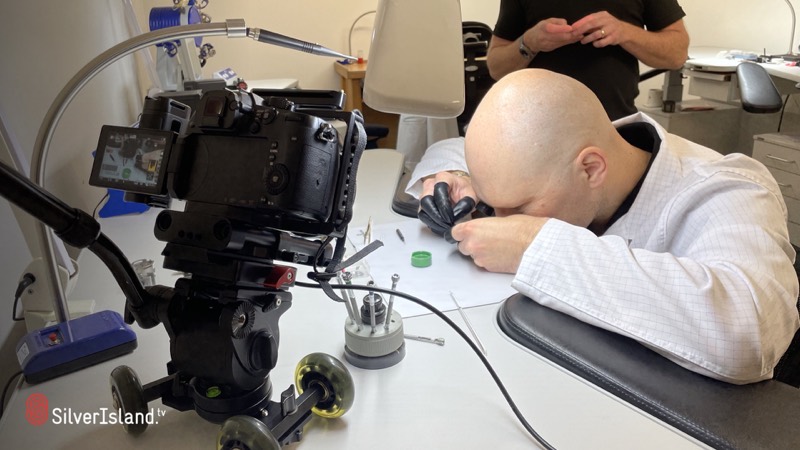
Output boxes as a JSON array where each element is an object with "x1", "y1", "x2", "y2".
[
  {"x1": 217, "y1": 415, "x2": 280, "y2": 450},
  {"x1": 295, "y1": 352, "x2": 355, "y2": 419},
  {"x1": 109, "y1": 365, "x2": 148, "y2": 436}
]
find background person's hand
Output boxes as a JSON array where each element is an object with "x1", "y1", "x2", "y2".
[
  {"x1": 521, "y1": 18, "x2": 581, "y2": 53},
  {"x1": 450, "y1": 214, "x2": 549, "y2": 273},
  {"x1": 571, "y1": 11, "x2": 628, "y2": 47}
]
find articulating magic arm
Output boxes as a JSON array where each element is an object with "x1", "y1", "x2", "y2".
[{"x1": 0, "y1": 159, "x2": 161, "y2": 328}]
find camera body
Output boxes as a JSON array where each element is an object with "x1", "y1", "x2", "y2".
[
  {"x1": 170, "y1": 90, "x2": 341, "y2": 223},
  {"x1": 91, "y1": 89, "x2": 349, "y2": 228},
  {"x1": 91, "y1": 87, "x2": 364, "y2": 283}
]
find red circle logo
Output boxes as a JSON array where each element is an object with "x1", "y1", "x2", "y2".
[{"x1": 25, "y1": 393, "x2": 49, "y2": 426}]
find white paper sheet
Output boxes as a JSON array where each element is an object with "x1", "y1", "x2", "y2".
[{"x1": 348, "y1": 219, "x2": 516, "y2": 317}]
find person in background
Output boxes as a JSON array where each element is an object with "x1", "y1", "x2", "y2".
[
  {"x1": 486, "y1": 0, "x2": 690, "y2": 120},
  {"x1": 407, "y1": 69, "x2": 799, "y2": 384}
]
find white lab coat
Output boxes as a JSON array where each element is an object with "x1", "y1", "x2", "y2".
[{"x1": 407, "y1": 112, "x2": 800, "y2": 384}]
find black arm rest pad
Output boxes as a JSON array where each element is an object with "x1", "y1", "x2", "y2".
[
  {"x1": 497, "y1": 294, "x2": 800, "y2": 450},
  {"x1": 391, "y1": 169, "x2": 420, "y2": 218},
  {"x1": 736, "y1": 62, "x2": 783, "y2": 114}
]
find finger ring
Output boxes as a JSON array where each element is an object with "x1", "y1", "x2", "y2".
[{"x1": 600, "y1": 29, "x2": 606, "y2": 37}]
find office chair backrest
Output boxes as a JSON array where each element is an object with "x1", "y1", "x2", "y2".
[{"x1": 736, "y1": 62, "x2": 783, "y2": 114}]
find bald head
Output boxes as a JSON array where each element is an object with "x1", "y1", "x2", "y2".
[
  {"x1": 464, "y1": 69, "x2": 635, "y2": 222},
  {"x1": 468, "y1": 70, "x2": 615, "y2": 179}
]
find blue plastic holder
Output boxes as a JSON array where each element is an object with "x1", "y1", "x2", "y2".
[
  {"x1": 98, "y1": 189, "x2": 150, "y2": 218},
  {"x1": 150, "y1": 2, "x2": 203, "y2": 49},
  {"x1": 17, "y1": 310, "x2": 138, "y2": 384}
]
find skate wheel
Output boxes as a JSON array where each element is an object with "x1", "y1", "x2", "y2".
[
  {"x1": 109, "y1": 365, "x2": 148, "y2": 435},
  {"x1": 294, "y1": 352, "x2": 355, "y2": 419},
  {"x1": 217, "y1": 415, "x2": 280, "y2": 450}
]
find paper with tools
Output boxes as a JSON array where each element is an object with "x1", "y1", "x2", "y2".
[{"x1": 348, "y1": 219, "x2": 515, "y2": 318}]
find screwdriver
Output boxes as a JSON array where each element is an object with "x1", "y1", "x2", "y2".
[{"x1": 404, "y1": 334, "x2": 445, "y2": 346}]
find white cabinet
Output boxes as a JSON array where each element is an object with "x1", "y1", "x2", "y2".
[{"x1": 752, "y1": 133, "x2": 800, "y2": 244}]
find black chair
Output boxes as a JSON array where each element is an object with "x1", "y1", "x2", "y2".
[
  {"x1": 736, "y1": 61, "x2": 784, "y2": 114},
  {"x1": 498, "y1": 294, "x2": 800, "y2": 449},
  {"x1": 364, "y1": 124, "x2": 389, "y2": 149},
  {"x1": 457, "y1": 22, "x2": 495, "y2": 136}
]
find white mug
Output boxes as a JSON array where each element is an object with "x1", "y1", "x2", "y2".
[{"x1": 646, "y1": 89, "x2": 663, "y2": 108}]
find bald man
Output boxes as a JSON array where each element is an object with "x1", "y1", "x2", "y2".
[{"x1": 406, "y1": 69, "x2": 800, "y2": 384}]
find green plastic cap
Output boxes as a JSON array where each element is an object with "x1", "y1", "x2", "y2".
[{"x1": 411, "y1": 251, "x2": 432, "y2": 268}]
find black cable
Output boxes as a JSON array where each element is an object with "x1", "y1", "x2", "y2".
[
  {"x1": 12, "y1": 297, "x2": 24, "y2": 321},
  {"x1": 12, "y1": 274, "x2": 36, "y2": 322},
  {"x1": 92, "y1": 192, "x2": 109, "y2": 219},
  {"x1": 296, "y1": 280, "x2": 557, "y2": 450},
  {"x1": 777, "y1": 94, "x2": 792, "y2": 133},
  {"x1": 0, "y1": 370, "x2": 24, "y2": 419}
]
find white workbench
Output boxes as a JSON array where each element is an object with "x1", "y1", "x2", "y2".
[{"x1": 0, "y1": 150, "x2": 706, "y2": 449}]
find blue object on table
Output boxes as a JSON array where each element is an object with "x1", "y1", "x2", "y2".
[
  {"x1": 16, "y1": 310, "x2": 138, "y2": 384},
  {"x1": 98, "y1": 189, "x2": 150, "y2": 218}
]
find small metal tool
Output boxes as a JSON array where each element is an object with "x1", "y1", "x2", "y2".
[
  {"x1": 367, "y1": 281, "x2": 377, "y2": 333},
  {"x1": 336, "y1": 272, "x2": 357, "y2": 325},
  {"x1": 395, "y1": 228, "x2": 405, "y2": 243},
  {"x1": 342, "y1": 271, "x2": 361, "y2": 330},
  {"x1": 249, "y1": 28, "x2": 355, "y2": 60},
  {"x1": 385, "y1": 274, "x2": 399, "y2": 331},
  {"x1": 363, "y1": 216, "x2": 373, "y2": 245},
  {"x1": 404, "y1": 334, "x2": 445, "y2": 346},
  {"x1": 450, "y1": 291, "x2": 486, "y2": 356}
]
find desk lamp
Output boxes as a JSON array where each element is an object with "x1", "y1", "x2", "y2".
[
  {"x1": 773, "y1": 0, "x2": 800, "y2": 61},
  {"x1": 363, "y1": 0, "x2": 465, "y2": 118}
]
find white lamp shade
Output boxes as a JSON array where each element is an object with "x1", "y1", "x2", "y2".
[{"x1": 363, "y1": 0, "x2": 465, "y2": 118}]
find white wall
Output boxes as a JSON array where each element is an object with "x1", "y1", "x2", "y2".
[
  {"x1": 683, "y1": 0, "x2": 799, "y2": 55},
  {"x1": 134, "y1": 1, "x2": 499, "y2": 92},
  {"x1": 0, "y1": 0, "x2": 142, "y2": 392},
  {"x1": 1, "y1": 0, "x2": 798, "y2": 397}
]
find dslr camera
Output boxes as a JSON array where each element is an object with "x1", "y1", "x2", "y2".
[{"x1": 90, "y1": 88, "x2": 365, "y2": 271}]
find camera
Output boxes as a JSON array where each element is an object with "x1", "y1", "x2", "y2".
[
  {"x1": 91, "y1": 89, "x2": 354, "y2": 228},
  {"x1": 90, "y1": 88, "x2": 364, "y2": 272}
]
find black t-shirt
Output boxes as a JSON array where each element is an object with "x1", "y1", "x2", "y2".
[
  {"x1": 493, "y1": 0, "x2": 686, "y2": 120},
  {"x1": 606, "y1": 121, "x2": 661, "y2": 229}
]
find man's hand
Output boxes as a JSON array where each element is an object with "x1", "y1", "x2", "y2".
[
  {"x1": 418, "y1": 171, "x2": 478, "y2": 238},
  {"x1": 450, "y1": 215, "x2": 549, "y2": 273},
  {"x1": 571, "y1": 11, "x2": 630, "y2": 47},
  {"x1": 420, "y1": 170, "x2": 476, "y2": 202},
  {"x1": 522, "y1": 18, "x2": 580, "y2": 53}
]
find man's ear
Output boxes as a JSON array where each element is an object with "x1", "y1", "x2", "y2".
[{"x1": 576, "y1": 146, "x2": 607, "y2": 188}]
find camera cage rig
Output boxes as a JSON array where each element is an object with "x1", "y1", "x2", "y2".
[{"x1": 0, "y1": 86, "x2": 369, "y2": 448}]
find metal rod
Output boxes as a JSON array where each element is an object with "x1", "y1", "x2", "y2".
[
  {"x1": 368, "y1": 281, "x2": 376, "y2": 333},
  {"x1": 336, "y1": 273, "x2": 357, "y2": 324},
  {"x1": 450, "y1": 291, "x2": 486, "y2": 356},
  {"x1": 342, "y1": 271, "x2": 361, "y2": 330},
  {"x1": 384, "y1": 273, "x2": 399, "y2": 331},
  {"x1": 785, "y1": 0, "x2": 797, "y2": 55}
]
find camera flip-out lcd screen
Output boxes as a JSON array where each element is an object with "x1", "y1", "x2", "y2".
[{"x1": 90, "y1": 125, "x2": 173, "y2": 195}]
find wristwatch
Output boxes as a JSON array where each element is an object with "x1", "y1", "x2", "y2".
[{"x1": 518, "y1": 37, "x2": 535, "y2": 61}]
